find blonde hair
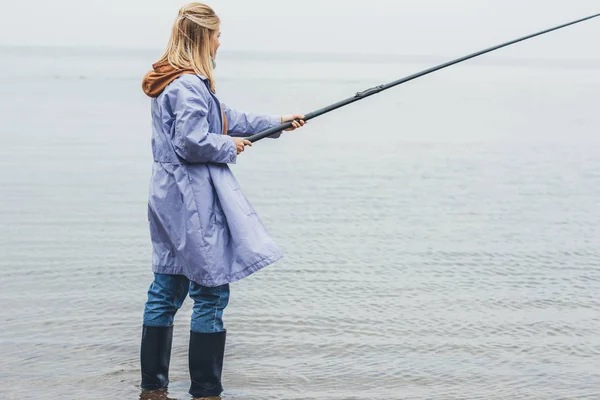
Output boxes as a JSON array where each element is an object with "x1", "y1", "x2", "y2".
[{"x1": 157, "y1": 3, "x2": 220, "y2": 93}]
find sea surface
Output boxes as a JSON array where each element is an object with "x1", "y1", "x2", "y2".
[{"x1": 1, "y1": 46, "x2": 599, "y2": 399}]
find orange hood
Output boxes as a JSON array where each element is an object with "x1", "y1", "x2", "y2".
[{"x1": 141, "y1": 62, "x2": 196, "y2": 98}]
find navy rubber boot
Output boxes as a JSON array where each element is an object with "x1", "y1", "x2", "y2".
[
  {"x1": 140, "y1": 325, "x2": 174, "y2": 391},
  {"x1": 188, "y1": 329, "x2": 226, "y2": 398}
]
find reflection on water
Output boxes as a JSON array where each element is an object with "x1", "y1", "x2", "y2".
[
  {"x1": 139, "y1": 387, "x2": 221, "y2": 400},
  {"x1": 139, "y1": 388, "x2": 176, "y2": 400}
]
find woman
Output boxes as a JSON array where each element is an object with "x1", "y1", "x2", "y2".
[{"x1": 139, "y1": 3, "x2": 305, "y2": 398}]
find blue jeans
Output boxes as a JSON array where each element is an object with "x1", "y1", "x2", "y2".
[{"x1": 143, "y1": 273, "x2": 230, "y2": 332}]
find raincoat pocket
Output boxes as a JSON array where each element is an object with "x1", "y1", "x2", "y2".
[
  {"x1": 232, "y1": 188, "x2": 256, "y2": 216},
  {"x1": 210, "y1": 206, "x2": 227, "y2": 226},
  {"x1": 209, "y1": 186, "x2": 227, "y2": 227}
]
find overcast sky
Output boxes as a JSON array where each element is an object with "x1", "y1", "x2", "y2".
[{"x1": 1, "y1": 0, "x2": 599, "y2": 58}]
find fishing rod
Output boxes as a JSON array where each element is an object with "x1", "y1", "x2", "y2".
[{"x1": 247, "y1": 12, "x2": 600, "y2": 143}]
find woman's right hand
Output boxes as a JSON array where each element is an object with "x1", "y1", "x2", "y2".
[{"x1": 233, "y1": 137, "x2": 252, "y2": 154}]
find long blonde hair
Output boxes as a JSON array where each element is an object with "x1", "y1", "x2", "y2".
[{"x1": 157, "y1": 3, "x2": 220, "y2": 93}]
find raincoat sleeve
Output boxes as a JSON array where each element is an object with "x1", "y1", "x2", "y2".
[
  {"x1": 168, "y1": 80, "x2": 238, "y2": 164},
  {"x1": 222, "y1": 103, "x2": 283, "y2": 139}
]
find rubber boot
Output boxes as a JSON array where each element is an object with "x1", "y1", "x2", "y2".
[
  {"x1": 188, "y1": 329, "x2": 227, "y2": 398},
  {"x1": 140, "y1": 325, "x2": 174, "y2": 391}
]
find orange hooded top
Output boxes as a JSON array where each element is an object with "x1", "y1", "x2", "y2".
[{"x1": 141, "y1": 62, "x2": 228, "y2": 135}]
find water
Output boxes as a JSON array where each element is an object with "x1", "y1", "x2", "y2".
[{"x1": 1, "y1": 46, "x2": 600, "y2": 399}]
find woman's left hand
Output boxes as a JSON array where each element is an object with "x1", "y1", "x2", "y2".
[{"x1": 281, "y1": 114, "x2": 307, "y2": 131}]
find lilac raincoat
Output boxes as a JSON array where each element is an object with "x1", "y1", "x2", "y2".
[{"x1": 147, "y1": 74, "x2": 283, "y2": 287}]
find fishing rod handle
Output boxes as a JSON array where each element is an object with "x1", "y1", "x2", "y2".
[{"x1": 247, "y1": 112, "x2": 317, "y2": 143}]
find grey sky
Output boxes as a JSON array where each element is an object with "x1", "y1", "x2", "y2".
[{"x1": 1, "y1": 0, "x2": 599, "y2": 58}]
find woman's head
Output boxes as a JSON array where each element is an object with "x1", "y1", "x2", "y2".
[{"x1": 158, "y1": 3, "x2": 221, "y2": 92}]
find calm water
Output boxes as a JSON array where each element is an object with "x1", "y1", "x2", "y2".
[{"x1": 1, "y1": 46, "x2": 600, "y2": 399}]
